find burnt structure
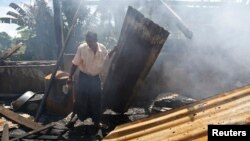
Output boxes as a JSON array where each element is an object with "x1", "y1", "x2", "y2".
[{"x1": 103, "y1": 7, "x2": 169, "y2": 113}]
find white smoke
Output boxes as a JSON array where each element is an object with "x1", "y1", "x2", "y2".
[{"x1": 147, "y1": 2, "x2": 250, "y2": 99}]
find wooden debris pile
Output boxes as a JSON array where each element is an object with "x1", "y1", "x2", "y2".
[{"x1": 0, "y1": 105, "x2": 68, "y2": 140}]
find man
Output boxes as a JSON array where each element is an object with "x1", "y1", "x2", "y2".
[{"x1": 66, "y1": 31, "x2": 116, "y2": 128}]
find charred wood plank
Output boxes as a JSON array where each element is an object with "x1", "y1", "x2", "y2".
[
  {"x1": 42, "y1": 128, "x2": 65, "y2": 135},
  {"x1": 0, "y1": 42, "x2": 23, "y2": 62},
  {"x1": 10, "y1": 123, "x2": 55, "y2": 141},
  {"x1": 103, "y1": 6, "x2": 169, "y2": 113},
  {"x1": 23, "y1": 135, "x2": 60, "y2": 140},
  {"x1": 34, "y1": 0, "x2": 83, "y2": 122},
  {"x1": 56, "y1": 129, "x2": 68, "y2": 140},
  {"x1": 53, "y1": 0, "x2": 64, "y2": 57},
  {"x1": 1, "y1": 124, "x2": 9, "y2": 141},
  {"x1": 6, "y1": 127, "x2": 66, "y2": 140},
  {"x1": 0, "y1": 106, "x2": 43, "y2": 130},
  {"x1": 9, "y1": 134, "x2": 59, "y2": 140}
]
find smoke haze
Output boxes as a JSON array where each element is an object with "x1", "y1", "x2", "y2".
[
  {"x1": 82, "y1": 0, "x2": 250, "y2": 100},
  {"x1": 145, "y1": 1, "x2": 250, "y2": 99}
]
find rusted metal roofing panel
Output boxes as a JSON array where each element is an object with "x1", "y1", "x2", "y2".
[{"x1": 104, "y1": 85, "x2": 250, "y2": 141}]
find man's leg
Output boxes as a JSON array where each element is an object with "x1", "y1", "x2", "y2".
[
  {"x1": 89, "y1": 78, "x2": 108, "y2": 129},
  {"x1": 66, "y1": 73, "x2": 88, "y2": 128},
  {"x1": 66, "y1": 92, "x2": 80, "y2": 128},
  {"x1": 90, "y1": 91, "x2": 101, "y2": 125}
]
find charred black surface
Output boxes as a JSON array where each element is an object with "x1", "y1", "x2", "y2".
[{"x1": 103, "y1": 6, "x2": 169, "y2": 113}]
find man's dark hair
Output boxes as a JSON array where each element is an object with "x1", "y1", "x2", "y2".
[{"x1": 86, "y1": 31, "x2": 98, "y2": 42}]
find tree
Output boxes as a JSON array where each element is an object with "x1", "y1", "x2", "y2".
[
  {"x1": 60, "y1": 0, "x2": 120, "y2": 52},
  {"x1": 30, "y1": 0, "x2": 57, "y2": 60},
  {"x1": 0, "y1": 1, "x2": 57, "y2": 60},
  {"x1": 61, "y1": 0, "x2": 91, "y2": 53},
  {"x1": 0, "y1": 32, "x2": 12, "y2": 49},
  {"x1": 0, "y1": 3, "x2": 35, "y2": 29}
]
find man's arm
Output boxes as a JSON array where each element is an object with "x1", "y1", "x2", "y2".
[{"x1": 108, "y1": 45, "x2": 118, "y2": 58}]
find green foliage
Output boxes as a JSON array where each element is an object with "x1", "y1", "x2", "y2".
[
  {"x1": 0, "y1": 0, "x2": 57, "y2": 60},
  {"x1": 0, "y1": 32, "x2": 12, "y2": 49},
  {"x1": 0, "y1": 3, "x2": 36, "y2": 28},
  {"x1": 17, "y1": 28, "x2": 34, "y2": 40},
  {"x1": 9, "y1": 45, "x2": 27, "y2": 61}
]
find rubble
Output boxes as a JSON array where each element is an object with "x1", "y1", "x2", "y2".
[
  {"x1": 1, "y1": 1, "x2": 250, "y2": 141},
  {"x1": 0, "y1": 117, "x2": 18, "y2": 132},
  {"x1": 0, "y1": 105, "x2": 43, "y2": 130},
  {"x1": 103, "y1": 85, "x2": 250, "y2": 141}
]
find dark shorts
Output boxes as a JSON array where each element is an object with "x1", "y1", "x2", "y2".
[{"x1": 74, "y1": 72, "x2": 101, "y2": 122}]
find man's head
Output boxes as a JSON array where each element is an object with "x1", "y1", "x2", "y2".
[{"x1": 86, "y1": 31, "x2": 98, "y2": 49}]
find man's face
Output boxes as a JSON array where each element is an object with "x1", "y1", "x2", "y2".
[{"x1": 86, "y1": 37, "x2": 97, "y2": 49}]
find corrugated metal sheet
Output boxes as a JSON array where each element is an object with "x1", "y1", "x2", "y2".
[{"x1": 104, "y1": 85, "x2": 250, "y2": 141}]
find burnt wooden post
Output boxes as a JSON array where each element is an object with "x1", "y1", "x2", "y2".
[
  {"x1": 103, "y1": 6, "x2": 169, "y2": 113},
  {"x1": 53, "y1": 0, "x2": 64, "y2": 57},
  {"x1": 35, "y1": 0, "x2": 83, "y2": 122},
  {"x1": 1, "y1": 124, "x2": 9, "y2": 141}
]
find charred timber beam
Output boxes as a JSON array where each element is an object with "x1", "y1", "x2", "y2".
[
  {"x1": 53, "y1": 0, "x2": 64, "y2": 57},
  {"x1": 5, "y1": 127, "x2": 67, "y2": 140},
  {"x1": 10, "y1": 123, "x2": 55, "y2": 141},
  {"x1": 1, "y1": 124, "x2": 9, "y2": 141},
  {"x1": 0, "y1": 106, "x2": 43, "y2": 130},
  {"x1": 160, "y1": 0, "x2": 193, "y2": 39},
  {"x1": 7, "y1": 135, "x2": 59, "y2": 140},
  {"x1": 35, "y1": 0, "x2": 83, "y2": 121},
  {"x1": 22, "y1": 135, "x2": 59, "y2": 140},
  {"x1": 103, "y1": 6, "x2": 169, "y2": 113},
  {"x1": 0, "y1": 42, "x2": 23, "y2": 62}
]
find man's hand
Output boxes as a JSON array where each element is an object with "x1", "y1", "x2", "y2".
[
  {"x1": 67, "y1": 76, "x2": 73, "y2": 85},
  {"x1": 108, "y1": 45, "x2": 118, "y2": 57}
]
